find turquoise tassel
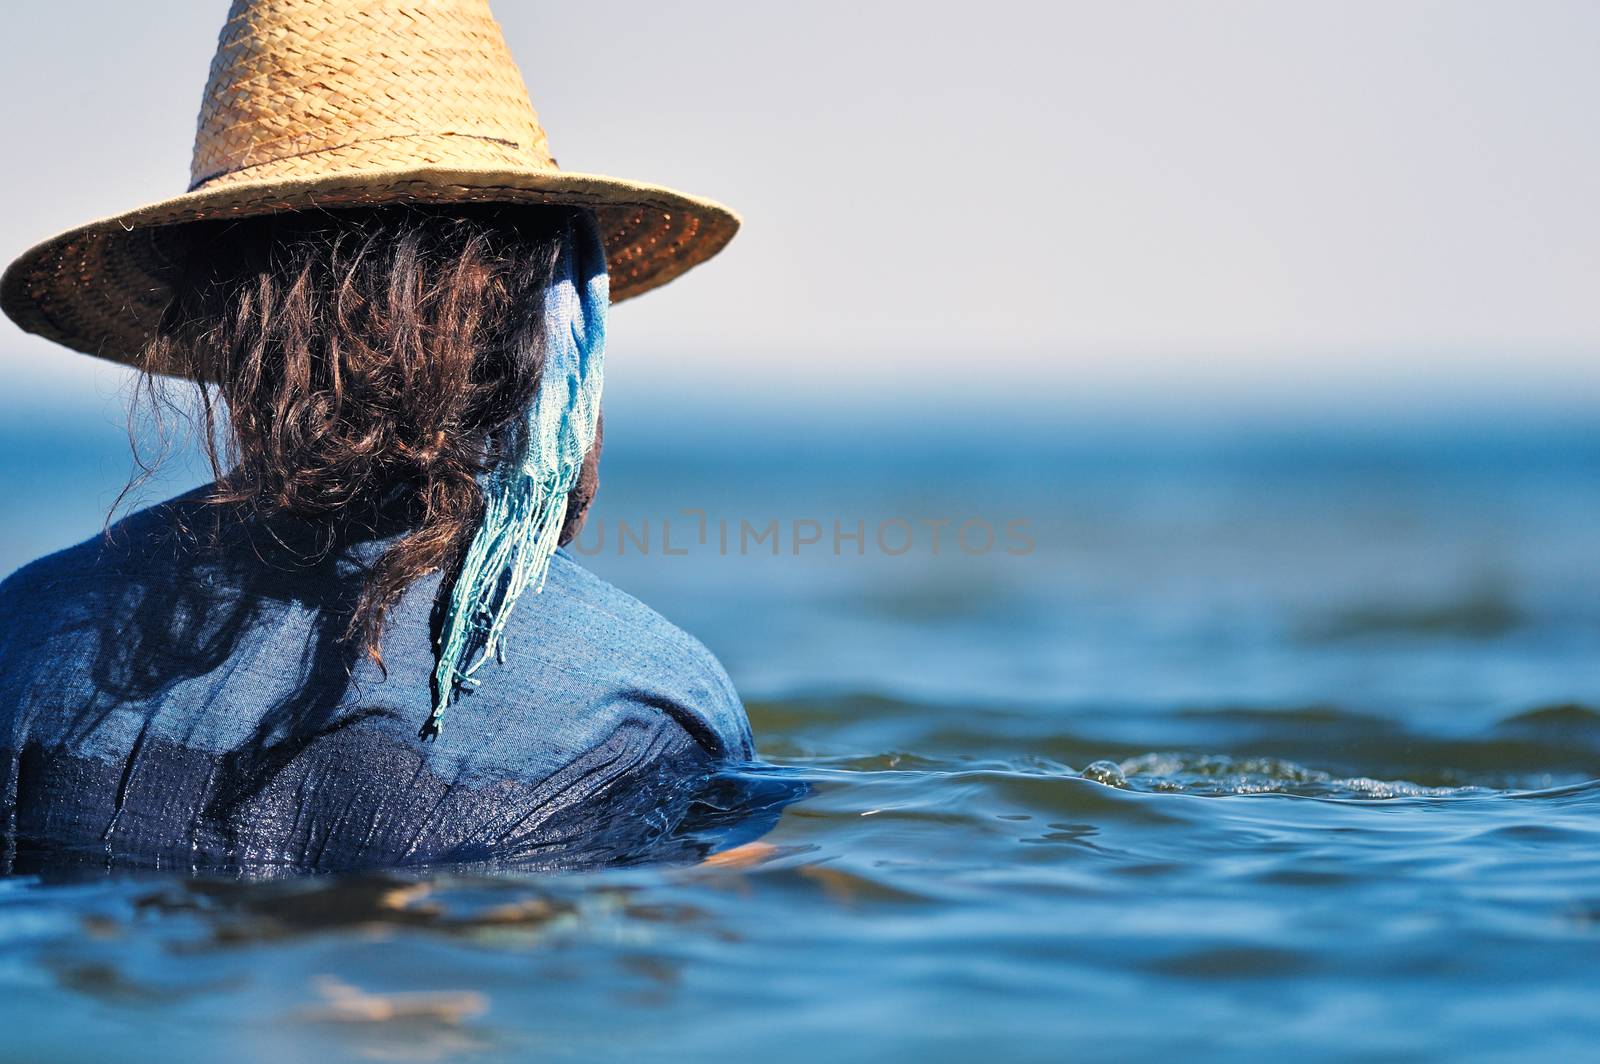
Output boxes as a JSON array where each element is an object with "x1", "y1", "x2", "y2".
[{"x1": 424, "y1": 214, "x2": 608, "y2": 739}]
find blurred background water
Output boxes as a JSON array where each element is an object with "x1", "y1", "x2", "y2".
[{"x1": 1, "y1": 383, "x2": 1597, "y2": 1060}]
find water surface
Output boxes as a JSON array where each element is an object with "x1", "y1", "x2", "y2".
[{"x1": 2, "y1": 399, "x2": 1597, "y2": 1060}]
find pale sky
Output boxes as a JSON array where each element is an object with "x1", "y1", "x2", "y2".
[{"x1": 2, "y1": 1, "x2": 1598, "y2": 412}]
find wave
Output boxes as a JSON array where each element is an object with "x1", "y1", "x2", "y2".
[{"x1": 748, "y1": 692, "x2": 1600, "y2": 793}]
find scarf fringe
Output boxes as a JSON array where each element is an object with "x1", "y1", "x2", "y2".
[{"x1": 424, "y1": 214, "x2": 607, "y2": 739}]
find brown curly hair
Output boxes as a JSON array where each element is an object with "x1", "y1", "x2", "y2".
[{"x1": 132, "y1": 204, "x2": 602, "y2": 663}]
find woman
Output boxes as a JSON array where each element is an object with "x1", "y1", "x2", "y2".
[{"x1": 0, "y1": 0, "x2": 760, "y2": 871}]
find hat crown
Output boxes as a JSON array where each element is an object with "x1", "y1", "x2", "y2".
[{"x1": 190, "y1": 0, "x2": 554, "y2": 191}]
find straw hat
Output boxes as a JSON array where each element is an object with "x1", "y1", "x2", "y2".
[{"x1": 0, "y1": 0, "x2": 739, "y2": 375}]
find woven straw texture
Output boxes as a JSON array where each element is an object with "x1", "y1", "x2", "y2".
[{"x1": 0, "y1": 0, "x2": 739, "y2": 374}]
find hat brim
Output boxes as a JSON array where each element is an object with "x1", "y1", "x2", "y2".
[{"x1": 0, "y1": 165, "x2": 739, "y2": 376}]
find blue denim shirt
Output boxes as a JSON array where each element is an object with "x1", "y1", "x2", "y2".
[{"x1": 0, "y1": 488, "x2": 756, "y2": 873}]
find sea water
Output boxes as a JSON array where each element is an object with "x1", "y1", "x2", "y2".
[{"x1": 0, "y1": 393, "x2": 1597, "y2": 1060}]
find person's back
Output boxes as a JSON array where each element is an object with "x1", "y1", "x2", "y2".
[
  {"x1": 0, "y1": 489, "x2": 751, "y2": 873},
  {"x1": 0, "y1": 201, "x2": 762, "y2": 873}
]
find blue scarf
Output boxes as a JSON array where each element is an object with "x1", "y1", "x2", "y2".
[{"x1": 426, "y1": 213, "x2": 608, "y2": 738}]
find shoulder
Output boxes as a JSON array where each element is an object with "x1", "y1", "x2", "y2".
[
  {"x1": 0, "y1": 489, "x2": 234, "y2": 690},
  {"x1": 0, "y1": 489, "x2": 210, "y2": 605},
  {"x1": 0, "y1": 493, "x2": 209, "y2": 732},
  {"x1": 503, "y1": 550, "x2": 754, "y2": 760},
  {"x1": 541, "y1": 551, "x2": 723, "y2": 666}
]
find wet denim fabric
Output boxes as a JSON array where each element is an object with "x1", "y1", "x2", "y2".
[{"x1": 0, "y1": 488, "x2": 755, "y2": 874}]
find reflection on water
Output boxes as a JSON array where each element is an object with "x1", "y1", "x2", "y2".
[{"x1": 2, "y1": 404, "x2": 1599, "y2": 1058}]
